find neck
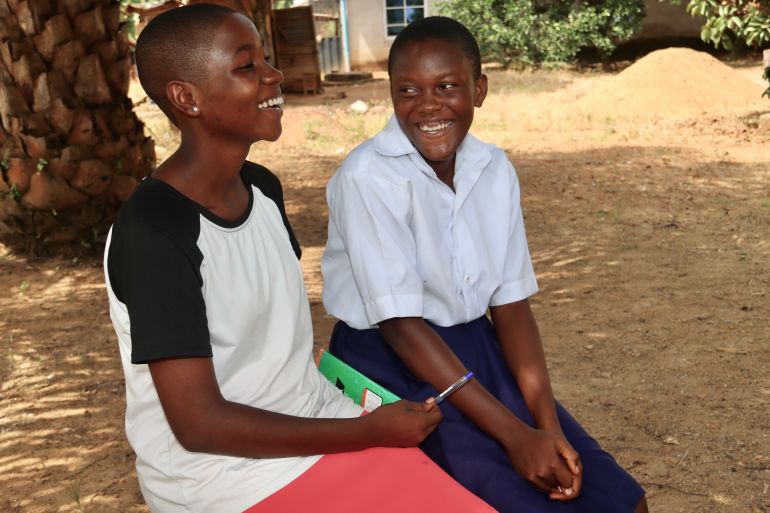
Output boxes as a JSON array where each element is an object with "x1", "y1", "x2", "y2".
[
  {"x1": 429, "y1": 154, "x2": 456, "y2": 191},
  {"x1": 152, "y1": 132, "x2": 253, "y2": 221}
]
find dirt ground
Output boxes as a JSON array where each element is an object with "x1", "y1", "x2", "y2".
[{"x1": 1, "y1": 57, "x2": 769, "y2": 513}]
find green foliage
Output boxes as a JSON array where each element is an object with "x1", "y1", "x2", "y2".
[
  {"x1": 119, "y1": 0, "x2": 156, "y2": 41},
  {"x1": 9, "y1": 183, "x2": 21, "y2": 202},
  {"x1": 0, "y1": 148, "x2": 9, "y2": 171},
  {"x1": 685, "y1": 0, "x2": 770, "y2": 96},
  {"x1": 686, "y1": 0, "x2": 770, "y2": 50},
  {"x1": 437, "y1": 0, "x2": 646, "y2": 66}
]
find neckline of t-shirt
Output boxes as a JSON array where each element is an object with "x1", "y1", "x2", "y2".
[{"x1": 145, "y1": 170, "x2": 254, "y2": 230}]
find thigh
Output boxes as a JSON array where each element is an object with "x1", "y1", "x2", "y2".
[{"x1": 243, "y1": 447, "x2": 496, "y2": 513}]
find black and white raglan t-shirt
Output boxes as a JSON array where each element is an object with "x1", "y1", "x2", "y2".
[{"x1": 104, "y1": 162, "x2": 361, "y2": 513}]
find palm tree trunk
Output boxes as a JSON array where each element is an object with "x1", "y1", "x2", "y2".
[{"x1": 0, "y1": 0, "x2": 154, "y2": 253}]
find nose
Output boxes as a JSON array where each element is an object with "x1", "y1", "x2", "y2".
[
  {"x1": 418, "y1": 89, "x2": 441, "y2": 113},
  {"x1": 262, "y1": 61, "x2": 284, "y2": 85}
]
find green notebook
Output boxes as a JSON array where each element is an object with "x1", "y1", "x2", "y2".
[{"x1": 317, "y1": 350, "x2": 400, "y2": 412}]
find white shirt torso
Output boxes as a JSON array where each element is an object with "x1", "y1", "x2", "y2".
[{"x1": 322, "y1": 116, "x2": 538, "y2": 330}]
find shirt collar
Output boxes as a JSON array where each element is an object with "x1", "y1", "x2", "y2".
[
  {"x1": 373, "y1": 115, "x2": 416, "y2": 157},
  {"x1": 374, "y1": 114, "x2": 492, "y2": 170}
]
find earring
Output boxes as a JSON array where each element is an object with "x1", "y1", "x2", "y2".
[{"x1": 192, "y1": 106, "x2": 199, "y2": 113}]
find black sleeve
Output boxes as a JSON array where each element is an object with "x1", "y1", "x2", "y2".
[
  {"x1": 243, "y1": 162, "x2": 302, "y2": 260},
  {"x1": 108, "y1": 220, "x2": 211, "y2": 364}
]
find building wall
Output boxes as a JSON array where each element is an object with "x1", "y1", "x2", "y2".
[
  {"x1": 347, "y1": 0, "x2": 441, "y2": 69},
  {"x1": 639, "y1": 0, "x2": 704, "y2": 39},
  {"x1": 344, "y1": 0, "x2": 706, "y2": 70}
]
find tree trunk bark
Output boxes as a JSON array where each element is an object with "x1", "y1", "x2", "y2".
[{"x1": 0, "y1": 0, "x2": 154, "y2": 254}]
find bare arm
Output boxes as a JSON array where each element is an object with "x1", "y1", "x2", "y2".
[
  {"x1": 490, "y1": 299, "x2": 560, "y2": 433},
  {"x1": 148, "y1": 356, "x2": 441, "y2": 458},
  {"x1": 490, "y1": 299, "x2": 583, "y2": 499},
  {"x1": 378, "y1": 316, "x2": 578, "y2": 496},
  {"x1": 379, "y1": 317, "x2": 528, "y2": 444}
]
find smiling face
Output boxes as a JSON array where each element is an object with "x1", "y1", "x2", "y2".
[
  {"x1": 196, "y1": 13, "x2": 284, "y2": 144},
  {"x1": 390, "y1": 38, "x2": 487, "y2": 177}
]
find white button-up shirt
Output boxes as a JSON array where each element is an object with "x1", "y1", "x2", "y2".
[{"x1": 322, "y1": 116, "x2": 538, "y2": 329}]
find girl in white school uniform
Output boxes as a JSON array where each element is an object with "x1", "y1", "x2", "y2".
[{"x1": 322, "y1": 16, "x2": 648, "y2": 513}]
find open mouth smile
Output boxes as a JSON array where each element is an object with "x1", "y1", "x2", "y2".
[
  {"x1": 418, "y1": 120, "x2": 454, "y2": 134},
  {"x1": 258, "y1": 96, "x2": 284, "y2": 110}
]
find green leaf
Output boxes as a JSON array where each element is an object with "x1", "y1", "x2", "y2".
[{"x1": 721, "y1": 33, "x2": 734, "y2": 50}]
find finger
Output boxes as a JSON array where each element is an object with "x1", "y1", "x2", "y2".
[
  {"x1": 557, "y1": 441, "x2": 581, "y2": 475},
  {"x1": 548, "y1": 488, "x2": 575, "y2": 501},
  {"x1": 531, "y1": 476, "x2": 554, "y2": 493},
  {"x1": 552, "y1": 460, "x2": 576, "y2": 492},
  {"x1": 423, "y1": 396, "x2": 435, "y2": 411},
  {"x1": 571, "y1": 472, "x2": 583, "y2": 497}
]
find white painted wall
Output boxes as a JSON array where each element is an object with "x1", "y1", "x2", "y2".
[
  {"x1": 346, "y1": 0, "x2": 441, "y2": 69},
  {"x1": 343, "y1": 0, "x2": 705, "y2": 70},
  {"x1": 639, "y1": 0, "x2": 704, "y2": 39}
]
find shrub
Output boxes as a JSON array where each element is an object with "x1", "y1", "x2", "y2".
[
  {"x1": 685, "y1": 0, "x2": 770, "y2": 97},
  {"x1": 687, "y1": 0, "x2": 770, "y2": 50},
  {"x1": 437, "y1": 0, "x2": 646, "y2": 66}
]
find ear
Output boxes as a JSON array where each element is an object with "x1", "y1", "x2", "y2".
[
  {"x1": 473, "y1": 73, "x2": 488, "y2": 108},
  {"x1": 166, "y1": 80, "x2": 201, "y2": 118}
]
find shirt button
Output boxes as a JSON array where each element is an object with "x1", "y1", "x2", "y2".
[{"x1": 464, "y1": 276, "x2": 471, "y2": 284}]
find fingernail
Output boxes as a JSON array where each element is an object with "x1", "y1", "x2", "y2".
[
  {"x1": 557, "y1": 486, "x2": 563, "y2": 494},
  {"x1": 564, "y1": 488, "x2": 573, "y2": 496}
]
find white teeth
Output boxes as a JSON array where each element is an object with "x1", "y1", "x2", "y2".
[
  {"x1": 419, "y1": 120, "x2": 453, "y2": 132},
  {"x1": 258, "y1": 96, "x2": 284, "y2": 109}
]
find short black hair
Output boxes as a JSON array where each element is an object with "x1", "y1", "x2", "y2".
[
  {"x1": 388, "y1": 16, "x2": 481, "y2": 80},
  {"x1": 135, "y1": 3, "x2": 237, "y2": 119}
]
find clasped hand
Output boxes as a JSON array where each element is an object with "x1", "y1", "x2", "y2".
[{"x1": 505, "y1": 427, "x2": 582, "y2": 501}]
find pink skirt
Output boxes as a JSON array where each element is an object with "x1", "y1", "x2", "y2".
[{"x1": 243, "y1": 446, "x2": 496, "y2": 513}]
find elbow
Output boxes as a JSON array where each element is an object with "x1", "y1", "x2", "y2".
[
  {"x1": 379, "y1": 317, "x2": 420, "y2": 348},
  {"x1": 170, "y1": 420, "x2": 216, "y2": 453}
]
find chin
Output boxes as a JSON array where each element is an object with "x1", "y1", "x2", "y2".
[
  {"x1": 261, "y1": 127, "x2": 283, "y2": 142},
  {"x1": 419, "y1": 147, "x2": 455, "y2": 163}
]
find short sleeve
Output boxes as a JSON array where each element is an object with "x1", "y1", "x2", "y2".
[
  {"x1": 242, "y1": 162, "x2": 301, "y2": 259},
  {"x1": 489, "y1": 162, "x2": 538, "y2": 306},
  {"x1": 327, "y1": 170, "x2": 424, "y2": 325},
  {"x1": 108, "y1": 223, "x2": 211, "y2": 364}
]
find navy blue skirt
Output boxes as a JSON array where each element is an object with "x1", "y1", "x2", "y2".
[{"x1": 330, "y1": 317, "x2": 644, "y2": 513}]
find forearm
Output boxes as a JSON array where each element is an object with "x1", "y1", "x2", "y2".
[
  {"x1": 148, "y1": 356, "x2": 433, "y2": 459},
  {"x1": 175, "y1": 400, "x2": 380, "y2": 457},
  {"x1": 491, "y1": 300, "x2": 560, "y2": 433},
  {"x1": 379, "y1": 317, "x2": 531, "y2": 446}
]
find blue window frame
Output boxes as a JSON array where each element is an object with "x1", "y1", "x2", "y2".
[{"x1": 385, "y1": 0, "x2": 425, "y2": 37}]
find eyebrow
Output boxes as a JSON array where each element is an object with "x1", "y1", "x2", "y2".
[
  {"x1": 394, "y1": 71, "x2": 462, "y2": 82},
  {"x1": 235, "y1": 43, "x2": 255, "y2": 55}
]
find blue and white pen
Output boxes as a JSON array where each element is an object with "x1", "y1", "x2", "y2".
[{"x1": 434, "y1": 372, "x2": 474, "y2": 404}]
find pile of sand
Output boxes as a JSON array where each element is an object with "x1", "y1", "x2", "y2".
[{"x1": 577, "y1": 47, "x2": 765, "y2": 118}]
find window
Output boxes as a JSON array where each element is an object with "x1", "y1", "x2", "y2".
[{"x1": 385, "y1": 0, "x2": 425, "y2": 37}]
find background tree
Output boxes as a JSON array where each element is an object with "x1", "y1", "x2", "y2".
[
  {"x1": 0, "y1": 0, "x2": 155, "y2": 253},
  {"x1": 685, "y1": 0, "x2": 770, "y2": 96},
  {"x1": 437, "y1": 0, "x2": 646, "y2": 66}
]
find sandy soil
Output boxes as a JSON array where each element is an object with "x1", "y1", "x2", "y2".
[{"x1": 1, "y1": 55, "x2": 769, "y2": 513}]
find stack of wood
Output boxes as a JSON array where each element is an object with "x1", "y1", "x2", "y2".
[{"x1": 0, "y1": 0, "x2": 155, "y2": 252}]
